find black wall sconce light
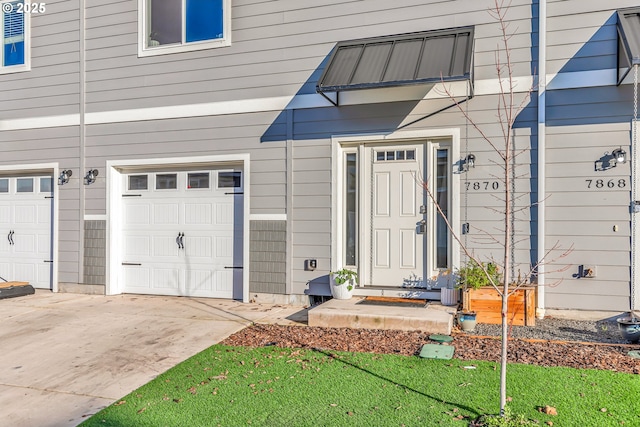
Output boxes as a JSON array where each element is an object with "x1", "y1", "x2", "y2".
[
  {"x1": 461, "y1": 153, "x2": 476, "y2": 172},
  {"x1": 84, "y1": 169, "x2": 99, "y2": 185},
  {"x1": 595, "y1": 147, "x2": 629, "y2": 171},
  {"x1": 612, "y1": 147, "x2": 627, "y2": 165},
  {"x1": 58, "y1": 169, "x2": 72, "y2": 185}
]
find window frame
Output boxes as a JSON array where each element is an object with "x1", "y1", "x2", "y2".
[
  {"x1": 0, "y1": 0, "x2": 30, "y2": 74},
  {"x1": 138, "y1": 0, "x2": 231, "y2": 58},
  {"x1": 429, "y1": 142, "x2": 452, "y2": 272},
  {"x1": 343, "y1": 149, "x2": 358, "y2": 268}
]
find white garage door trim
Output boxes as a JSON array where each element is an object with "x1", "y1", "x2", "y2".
[
  {"x1": 0, "y1": 163, "x2": 59, "y2": 292},
  {"x1": 106, "y1": 154, "x2": 250, "y2": 302}
]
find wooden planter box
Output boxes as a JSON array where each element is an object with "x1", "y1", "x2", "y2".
[{"x1": 462, "y1": 286, "x2": 536, "y2": 326}]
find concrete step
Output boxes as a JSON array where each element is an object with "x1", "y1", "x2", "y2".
[{"x1": 308, "y1": 297, "x2": 455, "y2": 335}]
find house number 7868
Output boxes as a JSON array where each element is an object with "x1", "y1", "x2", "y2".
[{"x1": 585, "y1": 179, "x2": 626, "y2": 189}]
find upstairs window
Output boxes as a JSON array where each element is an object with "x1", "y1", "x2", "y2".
[
  {"x1": 1, "y1": 0, "x2": 29, "y2": 73},
  {"x1": 139, "y1": 0, "x2": 231, "y2": 57}
]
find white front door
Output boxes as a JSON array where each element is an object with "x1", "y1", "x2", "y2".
[
  {"x1": 121, "y1": 168, "x2": 243, "y2": 298},
  {"x1": 367, "y1": 144, "x2": 425, "y2": 287},
  {"x1": 0, "y1": 176, "x2": 53, "y2": 288}
]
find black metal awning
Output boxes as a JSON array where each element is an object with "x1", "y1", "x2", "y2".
[
  {"x1": 316, "y1": 26, "x2": 474, "y2": 104},
  {"x1": 617, "y1": 8, "x2": 640, "y2": 84}
]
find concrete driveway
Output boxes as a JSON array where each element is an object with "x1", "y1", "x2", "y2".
[{"x1": 0, "y1": 291, "x2": 306, "y2": 427}]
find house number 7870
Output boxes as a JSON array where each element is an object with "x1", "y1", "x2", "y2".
[
  {"x1": 465, "y1": 181, "x2": 500, "y2": 191},
  {"x1": 585, "y1": 179, "x2": 626, "y2": 189}
]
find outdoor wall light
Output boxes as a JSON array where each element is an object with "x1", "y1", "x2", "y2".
[
  {"x1": 84, "y1": 169, "x2": 99, "y2": 185},
  {"x1": 612, "y1": 147, "x2": 627, "y2": 164},
  {"x1": 461, "y1": 153, "x2": 476, "y2": 172},
  {"x1": 58, "y1": 169, "x2": 72, "y2": 185}
]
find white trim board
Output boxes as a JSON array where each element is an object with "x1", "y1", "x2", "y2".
[
  {"x1": 0, "y1": 70, "x2": 622, "y2": 131},
  {"x1": 84, "y1": 214, "x2": 107, "y2": 221},
  {"x1": 331, "y1": 127, "x2": 461, "y2": 286},
  {"x1": 249, "y1": 214, "x2": 287, "y2": 221}
]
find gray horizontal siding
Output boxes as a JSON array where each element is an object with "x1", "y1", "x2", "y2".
[
  {"x1": 544, "y1": 96, "x2": 632, "y2": 310},
  {"x1": 83, "y1": 0, "x2": 535, "y2": 112},
  {"x1": 290, "y1": 94, "x2": 536, "y2": 295},
  {"x1": 0, "y1": 0, "x2": 80, "y2": 119},
  {"x1": 85, "y1": 112, "x2": 287, "y2": 216}
]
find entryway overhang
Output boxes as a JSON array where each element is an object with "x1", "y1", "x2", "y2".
[
  {"x1": 617, "y1": 8, "x2": 640, "y2": 85},
  {"x1": 316, "y1": 26, "x2": 475, "y2": 106}
]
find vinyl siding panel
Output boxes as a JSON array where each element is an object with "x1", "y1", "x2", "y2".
[
  {"x1": 0, "y1": 123, "x2": 81, "y2": 282},
  {"x1": 545, "y1": 0, "x2": 640, "y2": 75},
  {"x1": 84, "y1": 0, "x2": 534, "y2": 112},
  {"x1": 85, "y1": 112, "x2": 287, "y2": 216},
  {"x1": 544, "y1": 90, "x2": 631, "y2": 311},
  {"x1": 290, "y1": 94, "x2": 537, "y2": 295},
  {"x1": 0, "y1": 0, "x2": 80, "y2": 119}
]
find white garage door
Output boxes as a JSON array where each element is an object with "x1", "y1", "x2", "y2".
[
  {"x1": 121, "y1": 168, "x2": 243, "y2": 298},
  {"x1": 0, "y1": 175, "x2": 53, "y2": 289}
]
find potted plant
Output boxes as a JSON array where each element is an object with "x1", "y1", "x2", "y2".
[
  {"x1": 435, "y1": 270, "x2": 458, "y2": 306},
  {"x1": 329, "y1": 268, "x2": 358, "y2": 300},
  {"x1": 454, "y1": 260, "x2": 498, "y2": 331},
  {"x1": 617, "y1": 311, "x2": 640, "y2": 343}
]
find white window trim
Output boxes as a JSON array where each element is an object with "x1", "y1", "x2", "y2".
[
  {"x1": 428, "y1": 141, "x2": 453, "y2": 274},
  {"x1": 137, "y1": 0, "x2": 231, "y2": 58},
  {"x1": 331, "y1": 129, "x2": 461, "y2": 283},
  {"x1": 0, "y1": 0, "x2": 31, "y2": 74}
]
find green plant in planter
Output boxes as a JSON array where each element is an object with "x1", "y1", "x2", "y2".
[
  {"x1": 455, "y1": 259, "x2": 502, "y2": 291},
  {"x1": 330, "y1": 268, "x2": 358, "y2": 291}
]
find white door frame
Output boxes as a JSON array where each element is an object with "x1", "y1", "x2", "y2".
[
  {"x1": 331, "y1": 129, "x2": 461, "y2": 289},
  {"x1": 106, "y1": 154, "x2": 250, "y2": 302},
  {"x1": 0, "y1": 163, "x2": 58, "y2": 292}
]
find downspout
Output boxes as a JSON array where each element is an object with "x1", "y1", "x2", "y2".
[{"x1": 536, "y1": 0, "x2": 547, "y2": 318}]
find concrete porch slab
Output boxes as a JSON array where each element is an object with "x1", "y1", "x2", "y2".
[{"x1": 308, "y1": 297, "x2": 455, "y2": 335}]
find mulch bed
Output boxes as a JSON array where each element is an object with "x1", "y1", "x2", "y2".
[{"x1": 222, "y1": 324, "x2": 640, "y2": 375}]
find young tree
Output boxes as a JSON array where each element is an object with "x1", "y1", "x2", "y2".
[{"x1": 424, "y1": 0, "x2": 571, "y2": 417}]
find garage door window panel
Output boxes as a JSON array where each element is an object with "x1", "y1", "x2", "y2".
[
  {"x1": 16, "y1": 178, "x2": 33, "y2": 193},
  {"x1": 156, "y1": 173, "x2": 177, "y2": 190},
  {"x1": 129, "y1": 175, "x2": 148, "y2": 191},
  {"x1": 217, "y1": 171, "x2": 242, "y2": 189},
  {"x1": 39, "y1": 177, "x2": 52, "y2": 193},
  {"x1": 187, "y1": 172, "x2": 210, "y2": 189},
  {"x1": 0, "y1": 179, "x2": 8, "y2": 193}
]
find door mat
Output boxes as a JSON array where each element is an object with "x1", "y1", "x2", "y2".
[
  {"x1": 0, "y1": 281, "x2": 35, "y2": 300},
  {"x1": 357, "y1": 296, "x2": 428, "y2": 308}
]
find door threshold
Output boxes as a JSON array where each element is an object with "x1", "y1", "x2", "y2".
[{"x1": 353, "y1": 287, "x2": 441, "y2": 300}]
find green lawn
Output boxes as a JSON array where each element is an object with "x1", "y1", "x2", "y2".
[{"x1": 82, "y1": 345, "x2": 640, "y2": 427}]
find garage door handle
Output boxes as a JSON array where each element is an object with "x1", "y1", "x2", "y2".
[
  {"x1": 8, "y1": 230, "x2": 14, "y2": 245},
  {"x1": 176, "y1": 232, "x2": 184, "y2": 249}
]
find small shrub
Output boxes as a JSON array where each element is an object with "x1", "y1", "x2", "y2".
[
  {"x1": 456, "y1": 259, "x2": 502, "y2": 290},
  {"x1": 473, "y1": 407, "x2": 539, "y2": 427}
]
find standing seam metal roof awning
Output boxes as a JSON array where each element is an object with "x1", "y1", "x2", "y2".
[
  {"x1": 316, "y1": 26, "x2": 474, "y2": 103},
  {"x1": 617, "y1": 8, "x2": 640, "y2": 84}
]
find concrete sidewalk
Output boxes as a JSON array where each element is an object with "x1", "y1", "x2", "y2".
[{"x1": 0, "y1": 291, "x2": 307, "y2": 427}]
